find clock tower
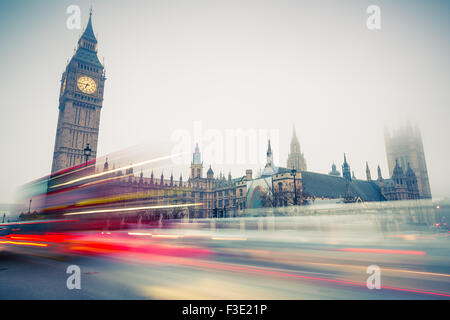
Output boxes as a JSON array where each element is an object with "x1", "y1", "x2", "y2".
[{"x1": 51, "y1": 11, "x2": 106, "y2": 173}]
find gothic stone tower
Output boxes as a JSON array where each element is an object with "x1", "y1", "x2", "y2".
[
  {"x1": 51, "y1": 12, "x2": 106, "y2": 173},
  {"x1": 190, "y1": 143, "x2": 203, "y2": 179},
  {"x1": 342, "y1": 154, "x2": 351, "y2": 181},
  {"x1": 384, "y1": 123, "x2": 431, "y2": 198},
  {"x1": 287, "y1": 125, "x2": 307, "y2": 171}
]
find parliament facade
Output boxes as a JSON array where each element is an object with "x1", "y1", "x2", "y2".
[{"x1": 48, "y1": 13, "x2": 433, "y2": 219}]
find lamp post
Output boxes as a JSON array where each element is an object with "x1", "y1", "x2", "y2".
[
  {"x1": 291, "y1": 168, "x2": 298, "y2": 205},
  {"x1": 83, "y1": 143, "x2": 92, "y2": 166}
]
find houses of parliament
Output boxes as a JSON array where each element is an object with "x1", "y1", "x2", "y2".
[{"x1": 49, "y1": 13, "x2": 432, "y2": 218}]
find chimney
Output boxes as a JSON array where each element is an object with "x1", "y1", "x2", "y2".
[{"x1": 245, "y1": 169, "x2": 253, "y2": 181}]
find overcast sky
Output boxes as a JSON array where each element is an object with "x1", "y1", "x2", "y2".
[{"x1": 0, "y1": 0, "x2": 449, "y2": 203}]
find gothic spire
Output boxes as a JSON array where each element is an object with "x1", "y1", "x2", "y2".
[
  {"x1": 73, "y1": 8, "x2": 103, "y2": 68},
  {"x1": 290, "y1": 124, "x2": 300, "y2": 153},
  {"x1": 81, "y1": 8, "x2": 97, "y2": 43},
  {"x1": 342, "y1": 153, "x2": 351, "y2": 181},
  {"x1": 192, "y1": 142, "x2": 202, "y2": 164},
  {"x1": 366, "y1": 162, "x2": 372, "y2": 181},
  {"x1": 377, "y1": 165, "x2": 383, "y2": 180},
  {"x1": 207, "y1": 165, "x2": 214, "y2": 179},
  {"x1": 406, "y1": 162, "x2": 415, "y2": 176}
]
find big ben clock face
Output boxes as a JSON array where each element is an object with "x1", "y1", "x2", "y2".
[{"x1": 77, "y1": 76, "x2": 97, "y2": 94}]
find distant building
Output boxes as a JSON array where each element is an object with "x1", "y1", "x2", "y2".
[
  {"x1": 248, "y1": 140, "x2": 302, "y2": 207},
  {"x1": 248, "y1": 146, "x2": 385, "y2": 206},
  {"x1": 301, "y1": 155, "x2": 384, "y2": 203},
  {"x1": 384, "y1": 123, "x2": 431, "y2": 198},
  {"x1": 375, "y1": 160, "x2": 420, "y2": 201},
  {"x1": 286, "y1": 125, "x2": 307, "y2": 171},
  {"x1": 100, "y1": 144, "x2": 248, "y2": 219},
  {"x1": 328, "y1": 163, "x2": 341, "y2": 177}
]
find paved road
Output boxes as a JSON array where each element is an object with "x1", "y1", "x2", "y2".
[{"x1": 1, "y1": 214, "x2": 449, "y2": 299}]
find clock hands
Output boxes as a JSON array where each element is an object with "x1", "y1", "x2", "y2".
[{"x1": 77, "y1": 76, "x2": 96, "y2": 93}]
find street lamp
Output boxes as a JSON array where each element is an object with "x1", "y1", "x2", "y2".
[
  {"x1": 291, "y1": 168, "x2": 298, "y2": 205},
  {"x1": 83, "y1": 143, "x2": 92, "y2": 166}
]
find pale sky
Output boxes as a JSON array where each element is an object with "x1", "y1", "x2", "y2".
[{"x1": 0, "y1": 0, "x2": 449, "y2": 203}]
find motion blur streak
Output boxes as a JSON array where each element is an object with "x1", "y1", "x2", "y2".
[
  {"x1": 336, "y1": 248, "x2": 427, "y2": 255},
  {"x1": 211, "y1": 237, "x2": 247, "y2": 241},
  {"x1": 0, "y1": 240, "x2": 49, "y2": 247},
  {"x1": 2, "y1": 201, "x2": 450, "y2": 299},
  {"x1": 81, "y1": 173, "x2": 134, "y2": 188},
  {"x1": 0, "y1": 219, "x2": 78, "y2": 226},
  {"x1": 4, "y1": 234, "x2": 73, "y2": 243},
  {"x1": 287, "y1": 261, "x2": 450, "y2": 278},
  {"x1": 50, "y1": 153, "x2": 186, "y2": 189},
  {"x1": 151, "y1": 234, "x2": 183, "y2": 239},
  {"x1": 63, "y1": 203, "x2": 203, "y2": 216},
  {"x1": 171, "y1": 260, "x2": 450, "y2": 298}
]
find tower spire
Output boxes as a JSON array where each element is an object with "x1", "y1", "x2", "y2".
[
  {"x1": 377, "y1": 165, "x2": 383, "y2": 181},
  {"x1": 191, "y1": 142, "x2": 203, "y2": 179},
  {"x1": 77, "y1": 6, "x2": 97, "y2": 52},
  {"x1": 342, "y1": 153, "x2": 351, "y2": 181},
  {"x1": 84, "y1": 10, "x2": 96, "y2": 41},
  {"x1": 287, "y1": 124, "x2": 306, "y2": 171},
  {"x1": 366, "y1": 161, "x2": 372, "y2": 181},
  {"x1": 266, "y1": 139, "x2": 273, "y2": 166}
]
